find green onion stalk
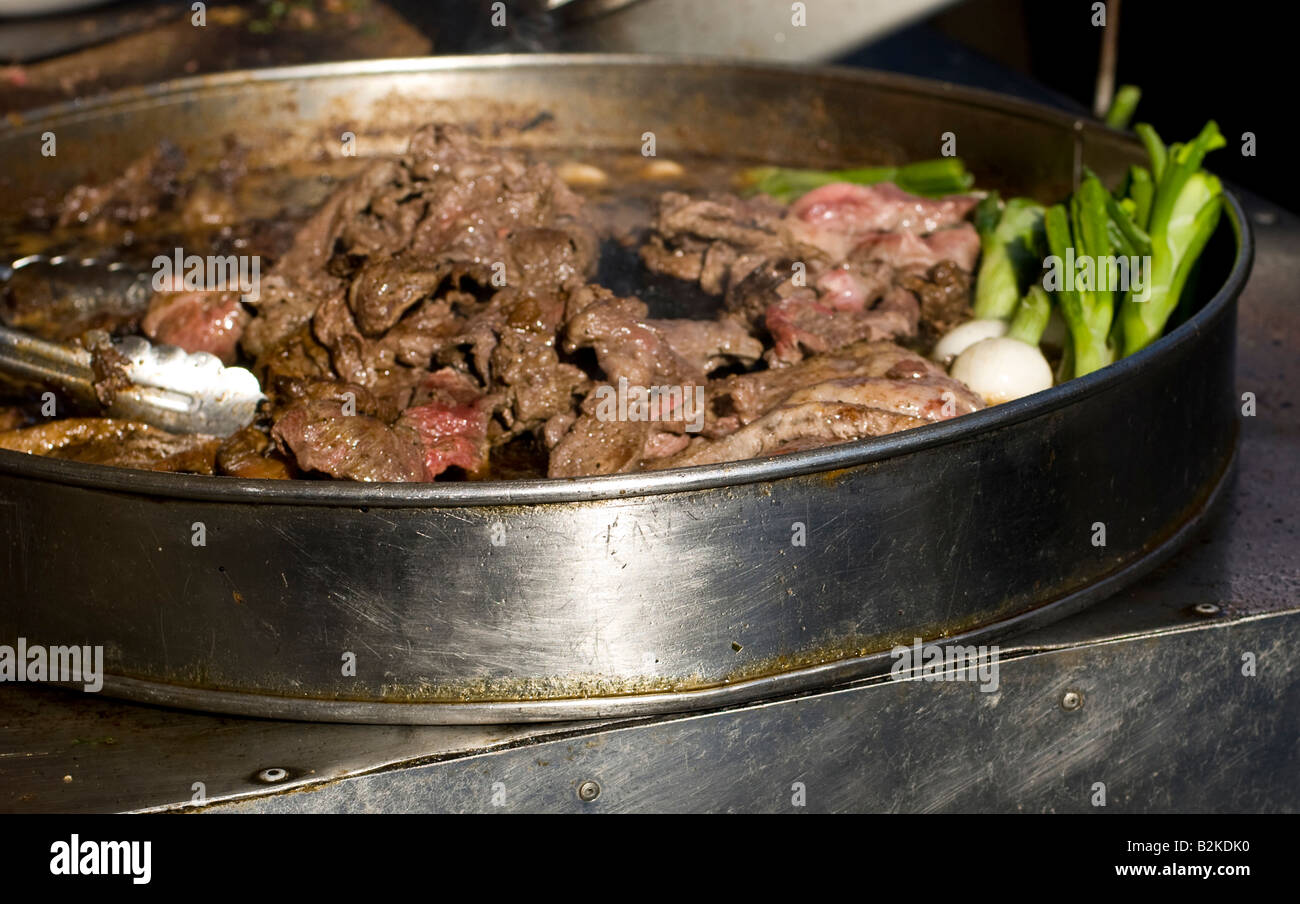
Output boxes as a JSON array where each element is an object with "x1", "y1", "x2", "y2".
[
  {"x1": 972, "y1": 195, "x2": 1046, "y2": 320},
  {"x1": 1118, "y1": 121, "x2": 1225, "y2": 355}
]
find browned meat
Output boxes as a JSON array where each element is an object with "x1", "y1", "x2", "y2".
[
  {"x1": 141, "y1": 290, "x2": 249, "y2": 365},
  {"x1": 640, "y1": 190, "x2": 826, "y2": 297},
  {"x1": 252, "y1": 325, "x2": 335, "y2": 387},
  {"x1": 548, "y1": 407, "x2": 652, "y2": 478},
  {"x1": 900, "y1": 261, "x2": 976, "y2": 345},
  {"x1": 648, "y1": 317, "x2": 763, "y2": 374},
  {"x1": 547, "y1": 339, "x2": 982, "y2": 476},
  {"x1": 234, "y1": 124, "x2": 610, "y2": 479},
  {"x1": 564, "y1": 289, "x2": 699, "y2": 387},
  {"x1": 271, "y1": 401, "x2": 427, "y2": 483},
  {"x1": 55, "y1": 141, "x2": 185, "y2": 233},
  {"x1": 563, "y1": 285, "x2": 761, "y2": 388},
  {"x1": 0, "y1": 418, "x2": 220, "y2": 473},
  {"x1": 764, "y1": 294, "x2": 916, "y2": 366},
  {"x1": 490, "y1": 293, "x2": 589, "y2": 430},
  {"x1": 649, "y1": 403, "x2": 927, "y2": 469},
  {"x1": 266, "y1": 367, "x2": 495, "y2": 482},
  {"x1": 703, "y1": 340, "x2": 975, "y2": 435},
  {"x1": 217, "y1": 424, "x2": 294, "y2": 479}
]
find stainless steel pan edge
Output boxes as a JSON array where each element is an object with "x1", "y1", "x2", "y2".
[{"x1": 0, "y1": 57, "x2": 1250, "y2": 723}]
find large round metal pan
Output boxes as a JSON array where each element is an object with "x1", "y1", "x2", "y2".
[{"x1": 0, "y1": 57, "x2": 1251, "y2": 723}]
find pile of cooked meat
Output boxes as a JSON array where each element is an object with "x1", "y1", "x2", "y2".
[{"x1": 0, "y1": 124, "x2": 986, "y2": 481}]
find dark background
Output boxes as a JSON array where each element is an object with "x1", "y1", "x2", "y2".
[{"x1": 929, "y1": 0, "x2": 1288, "y2": 211}]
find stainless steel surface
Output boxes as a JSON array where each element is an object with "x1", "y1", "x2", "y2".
[
  {"x1": 0, "y1": 56, "x2": 1253, "y2": 724},
  {"x1": 0, "y1": 323, "x2": 263, "y2": 436},
  {"x1": 206, "y1": 613, "x2": 1299, "y2": 813}
]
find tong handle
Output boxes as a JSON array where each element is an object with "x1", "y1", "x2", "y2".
[{"x1": 0, "y1": 323, "x2": 99, "y2": 406}]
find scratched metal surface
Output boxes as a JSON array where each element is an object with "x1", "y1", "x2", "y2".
[
  {"x1": 0, "y1": 58, "x2": 1252, "y2": 723},
  {"x1": 2, "y1": 605, "x2": 1293, "y2": 813},
  {"x1": 198, "y1": 613, "x2": 1299, "y2": 813}
]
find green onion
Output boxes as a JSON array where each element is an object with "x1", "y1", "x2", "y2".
[{"x1": 1104, "y1": 85, "x2": 1142, "y2": 130}]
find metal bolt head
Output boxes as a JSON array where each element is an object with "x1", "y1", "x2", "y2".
[
  {"x1": 256, "y1": 767, "x2": 289, "y2": 784},
  {"x1": 1060, "y1": 690, "x2": 1084, "y2": 711},
  {"x1": 577, "y1": 780, "x2": 601, "y2": 802}
]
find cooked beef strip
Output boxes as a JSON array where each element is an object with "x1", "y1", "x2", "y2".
[
  {"x1": 764, "y1": 293, "x2": 917, "y2": 367},
  {"x1": 563, "y1": 284, "x2": 761, "y2": 388},
  {"x1": 900, "y1": 261, "x2": 976, "y2": 346},
  {"x1": 55, "y1": 141, "x2": 186, "y2": 233},
  {"x1": 548, "y1": 404, "x2": 653, "y2": 478},
  {"x1": 491, "y1": 293, "x2": 590, "y2": 430},
  {"x1": 252, "y1": 324, "x2": 335, "y2": 387},
  {"x1": 270, "y1": 400, "x2": 428, "y2": 483},
  {"x1": 0, "y1": 418, "x2": 220, "y2": 474},
  {"x1": 564, "y1": 289, "x2": 701, "y2": 388},
  {"x1": 647, "y1": 317, "x2": 763, "y2": 374},
  {"x1": 639, "y1": 190, "x2": 827, "y2": 297},
  {"x1": 141, "y1": 289, "x2": 249, "y2": 365},
  {"x1": 647, "y1": 403, "x2": 927, "y2": 469},
  {"x1": 703, "y1": 340, "x2": 968, "y2": 436},
  {"x1": 396, "y1": 394, "x2": 493, "y2": 479},
  {"x1": 267, "y1": 375, "x2": 400, "y2": 422},
  {"x1": 550, "y1": 338, "x2": 982, "y2": 476},
  {"x1": 217, "y1": 423, "x2": 294, "y2": 480},
  {"x1": 782, "y1": 374, "x2": 982, "y2": 420}
]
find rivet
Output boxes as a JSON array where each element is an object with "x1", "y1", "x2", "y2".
[
  {"x1": 577, "y1": 780, "x2": 601, "y2": 802},
  {"x1": 256, "y1": 767, "x2": 289, "y2": 784},
  {"x1": 1194, "y1": 603, "x2": 1221, "y2": 617},
  {"x1": 1061, "y1": 690, "x2": 1084, "y2": 711}
]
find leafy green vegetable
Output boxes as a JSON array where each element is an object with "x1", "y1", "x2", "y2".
[
  {"x1": 1125, "y1": 166, "x2": 1155, "y2": 231},
  {"x1": 1135, "y1": 124, "x2": 1168, "y2": 183},
  {"x1": 1044, "y1": 199, "x2": 1116, "y2": 378},
  {"x1": 1118, "y1": 121, "x2": 1225, "y2": 355},
  {"x1": 1103, "y1": 183, "x2": 1152, "y2": 259},
  {"x1": 1007, "y1": 286, "x2": 1052, "y2": 346},
  {"x1": 972, "y1": 197, "x2": 1046, "y2": 320},
  {"x1": 1104, "y1": 85, "x2": 1142, "y2": 130}
]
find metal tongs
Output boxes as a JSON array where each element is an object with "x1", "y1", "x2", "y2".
[{"x1": 0, "y1": 324, "x2": 264, "y2": 437}]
